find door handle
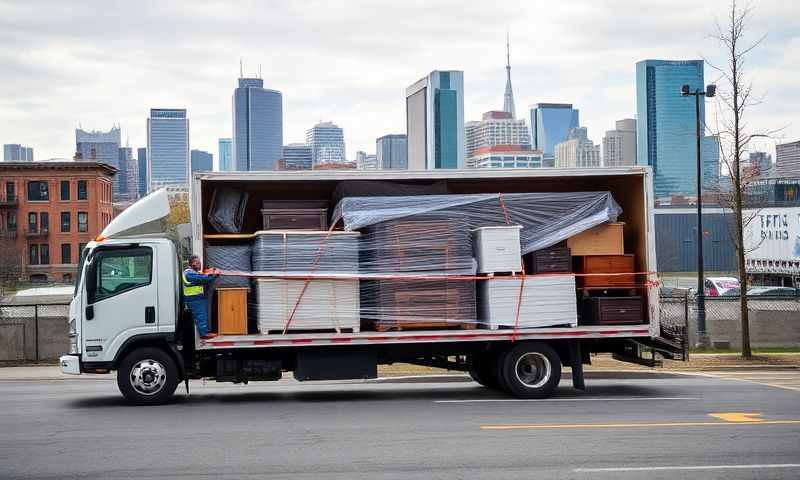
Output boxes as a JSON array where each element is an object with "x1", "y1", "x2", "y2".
[
  {"x1": 145, "y1": 306, "x2": 156, "y2": 324},
  {"x1": 85, "y1": 305, "x2": 94, "y2": 320}
]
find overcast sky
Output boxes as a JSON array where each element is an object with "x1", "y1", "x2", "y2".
[{"x1": 1, "y1": 0, "x2": 797, "y2": 166}]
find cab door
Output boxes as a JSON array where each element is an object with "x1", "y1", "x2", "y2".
[{"x1": 82, "y1": 245, "x2": 159, "y2": 363}]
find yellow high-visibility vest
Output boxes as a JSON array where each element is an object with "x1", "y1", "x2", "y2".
[{"x1": 182, "y1": 270, "x2": 204, "y2": 297}]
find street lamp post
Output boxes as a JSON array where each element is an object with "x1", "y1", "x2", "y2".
[{"x1": 681, "y1": 83, "x2": 716, "y2": 348}]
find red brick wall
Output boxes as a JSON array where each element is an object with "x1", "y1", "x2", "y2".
[{"x1": 0, "y1": 163, "x2": 115, "y2": 283}]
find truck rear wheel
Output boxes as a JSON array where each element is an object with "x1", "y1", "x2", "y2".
[
  {"x1": 500, "y1": 342, "x2": 561, "y2": 399},
  {"x1": 117, "y1": 347, "x2": 179, "y2": 405}
]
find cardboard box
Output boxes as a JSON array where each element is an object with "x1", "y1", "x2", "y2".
[{"x1": 567, "y1": 222, "x2": 625, "y2": 256}]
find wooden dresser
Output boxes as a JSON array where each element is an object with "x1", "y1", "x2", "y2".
[
  {"x1": 216, "y1": 287, "x2": 249, "y2": 335},
  {"x1": 575, "y1": 254, "x2": 635, "y2": 289}
]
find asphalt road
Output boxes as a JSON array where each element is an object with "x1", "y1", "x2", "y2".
[{"x1": 1, "y1": 372, "x2": 799, "y2": 480}]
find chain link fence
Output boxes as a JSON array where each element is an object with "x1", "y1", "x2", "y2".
[
  {"x1": 0, "y1": 304, "x2": 70, "y2": 362},
  {"x1": 659, "y1": 294, "x2": 800, "y2": 348}
]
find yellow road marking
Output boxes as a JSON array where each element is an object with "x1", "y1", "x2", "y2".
[
  {"x1": 480, "y1": 412, "x2": 800, "y2": 430},
  {"x1": 709, "y1": 412, "x2": 764, "y2": 423}
]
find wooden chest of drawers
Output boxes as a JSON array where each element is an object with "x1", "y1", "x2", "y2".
[
  {"x1": 581, "y1": 296, "x2": 644, "y2": 325},
  {"x1": 261, "y1": 208, "x2": 328, "y2": 230},
  {"x1": 217, "y1": 287, "x2": 249, "y2": 335},
  {"x1": 575, "y1": 254, "x2": 635, "y2": 288},
  {"x1": 527, "y1": 247, "x2": 572, "y2": 274}
]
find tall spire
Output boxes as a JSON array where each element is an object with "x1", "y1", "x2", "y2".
[{"x1": 503, "y1": 31, "x2": 516, "y2": 118}]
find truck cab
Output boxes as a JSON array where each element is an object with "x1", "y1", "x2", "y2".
[{"x1": 60, "y1": 190, "x2": 185, "y2": 402}]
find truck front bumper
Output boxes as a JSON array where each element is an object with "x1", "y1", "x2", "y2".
[{"x1": 59, "y1": 355, "x2": 81, "y2": 375}]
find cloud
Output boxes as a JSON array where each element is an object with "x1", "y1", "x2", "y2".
[{"x1": 0, "y1": 0, "x2": 796, "y2": 161}]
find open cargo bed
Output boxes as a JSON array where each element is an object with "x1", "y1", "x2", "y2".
[{"x1": 191, "y1": 167, "x2": 660, "y2": 341}]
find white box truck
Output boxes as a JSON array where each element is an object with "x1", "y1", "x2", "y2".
[{"x1": 59, "y1": 167, "x2": 684, "y2": 405}]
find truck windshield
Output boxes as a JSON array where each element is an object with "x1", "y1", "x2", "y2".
[{"x1": 73, "y1": 247, "x2": 89, "y2": 298}]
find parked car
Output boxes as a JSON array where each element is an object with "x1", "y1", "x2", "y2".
[
  {"x1": 747, "y1": 287, "x2": 800, "y2": 297},
  {"x1": 704, "y1": 277, "x2": 741, "y2": 296}
]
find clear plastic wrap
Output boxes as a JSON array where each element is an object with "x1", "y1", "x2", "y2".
[
  {"x1": 208, "y1": 187, "x2": 249, "y2": 233},
  {"x1": 332, "y1": 191, "x2": 621, "y2": 254},
  {"x1": 205, "y1": 244, "x2": 251, "y2": 288},
  {"x1": 225, "y1": 191, "x2": 636, "y2": 334}
]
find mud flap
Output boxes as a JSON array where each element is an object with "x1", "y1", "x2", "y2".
[{"x1": 569, "y1": 340, "x2": 585, "y2": 391}]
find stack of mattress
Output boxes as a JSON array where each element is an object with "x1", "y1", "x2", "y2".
[
  {"x1": 205, "y1": 244, "x2": 252, "y2": 288},
  {"x1": 252, "y1": 231, "x2": 360, "y2": 333},
  {"x1": 477, "y1": 275, "x2": 578, "y2": 329}
]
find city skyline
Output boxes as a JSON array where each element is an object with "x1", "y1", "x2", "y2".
[{"x1": 0, "y1": 1, "x2": 795, "y2": 163}]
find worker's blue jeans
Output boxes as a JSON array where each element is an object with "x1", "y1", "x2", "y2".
[{"x1": 186, "y1": 297, "x2": 210, "y2": 337}]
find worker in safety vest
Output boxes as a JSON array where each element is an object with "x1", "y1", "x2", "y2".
[{"x1": 183, "y1": 254, "x2": 220, "y2": 339}]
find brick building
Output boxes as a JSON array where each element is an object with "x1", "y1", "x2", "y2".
[{"x1": 0, "y1": 162, "x2": 115, "y2": 283}]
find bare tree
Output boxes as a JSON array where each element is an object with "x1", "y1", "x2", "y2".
[{"x1": 708, "y1": 0, "x2": 780, "y2": 358}]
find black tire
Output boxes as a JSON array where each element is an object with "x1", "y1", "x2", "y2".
[
  {"x1": 468, "y1": 352, "x2": 502, "y2": 389},
  {"x1": 500, "y1": 342, "x2": 561, "y2": 399},
  {"x1": 117, "y1": 347, "x2": 180, "y2": 405}
]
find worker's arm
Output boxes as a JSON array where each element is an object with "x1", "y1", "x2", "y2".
[{"x1": 185, "y1": 269, "x2": 217, "y2": 284}]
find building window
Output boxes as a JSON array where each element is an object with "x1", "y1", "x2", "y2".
[
  {"x1": 77, "y1": 212, "x2": 88, "y2": 232},
  {"x1": 63, "y1": 273, "x2": 73, "y2": 283},
  {"x1": 6, "y1": 212, "x2": 16, "y2": 231},
  {"x1": 30, "y1": 274, "x2": 47, "y2": 283},
  {"x1": 61, "y1": 212, "x2": 71, "y2": 233},
  {"x1": 40, "y1": 244, "x2": 50, "y2": 265},
  {"x1": 77, "y1": 180, "x2": 87, "y2": 200},
  {"x1": 40, "y1": 212, "x2": 49, "y2": 233},
  {"x1": 29, "y1": 245, "x2": 39, "y2": 265},
  {"x1": 28, "y1": 212, "x2": 37, "y2": 233},
  {"x1": 61, "y1": 243, "x2": 71, "y2": 264},
  {"x1": 5, "y1": 182, "x2": 14, "y2": 202},
  {"x1": 27, "y1": 181, "x2": 49, "y2": 201},
  {"x1": 78, "y1": 243, "x2": 87, "y2": 256},
  {"x1": 60, "y1": 181, "x2": 70, "y2": 201}
]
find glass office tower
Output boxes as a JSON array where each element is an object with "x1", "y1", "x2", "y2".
[
  {"x1": 232, "y1": 78, "x2": 283, "y2": 171},
  {"x1": 529, "y1": 103, "x2": 579, "y2": 164},
  {"x1": 147, "y1": 109, "x2": 189, "y2": 190},
  {"x1": 405, "y1": 70, "x2": 464, "y2": 169},
  {"x1": 218, "y1": 138, "x2": 232, "y2": 171},
  {"x1": 137, "y1": 147, "x2": 147, "y2": 197},
  {"x1": 636, "y1": 59, "x2": 719, "y2": 197}
]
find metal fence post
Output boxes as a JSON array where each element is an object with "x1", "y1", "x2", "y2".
[{"x1": 34, "y1": 305, "x2": 40, "y2": 362}]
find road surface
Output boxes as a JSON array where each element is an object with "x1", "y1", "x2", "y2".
[{"x1": 1, "y1": 370, "x2": 799, "y2": 479}]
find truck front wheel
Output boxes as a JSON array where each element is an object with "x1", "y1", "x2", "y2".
[
  {"x1": 500, "y1": 342, "x2": 561, "y2": 399},
  {"x1": 117, "y1": 347, "x2": 180, "y2": 405}
]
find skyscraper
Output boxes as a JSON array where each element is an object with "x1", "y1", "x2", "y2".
[
  {"x1": 406, "y1": 70, "x2": 465, "y2": 169},
  {"x1": 376, "y1": 134, "x2": 408, "y2": 169},
  {"x1": 218, "y1": 138, "x2": 233, "y2": 171},
  {"x1": 76, "y1": 126, "x2": 121, "y2": 196},
  {"x1": 355, "y1": 151, "x2": 378, "y2": 170},
  {"x1": 147, "y1": 108, "x2": 189, "y2": 190},
  {"x1": 116, "y1": 146, "x2": 139, "y2": 201},
  {"x1": 503, "y1": 33, "x2": 516, "y2": 118},
  {"x1": 4, "y1": 144, "x2": 33, "y2": 161},
  {"x1": 280, "y1": 143, "x2": 313, "y2": 170},
  {"x1": 306, "y1": 121, "x2": 346, "y2": 165},
  {"x1": 136, "y1": 147, "x2": 147, "y2": 197},
  {"x1": 232, "y1": 76, "x2": 283, "y2": 171},
  {"x1": 776, "y1": 140, "x2": 800, "y2": 177},
  {"x1": 602, "y1": 119, "x2": 637, "y2": 167},
  {"x1": 554, "y1": 127, "x2": 601, "y2": 168},
  {"x1": 636, "y1": 59, "x2": 719, "y2": 196},
  {"x1": 747, "y1": 151, "x2": 772, "y2": 176},
  {"x1": 76, "y1": 126, "x2": 120, "y2": 166},
  {"x1": 190, "y1": 149, "x2": 213, "y2": 173},
  {"x1": 529, "y1": 103, "x2": 579, "y2": 166},
  {"x1": 465, "y1": 111, "x2": 531, "y2": 167}
]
